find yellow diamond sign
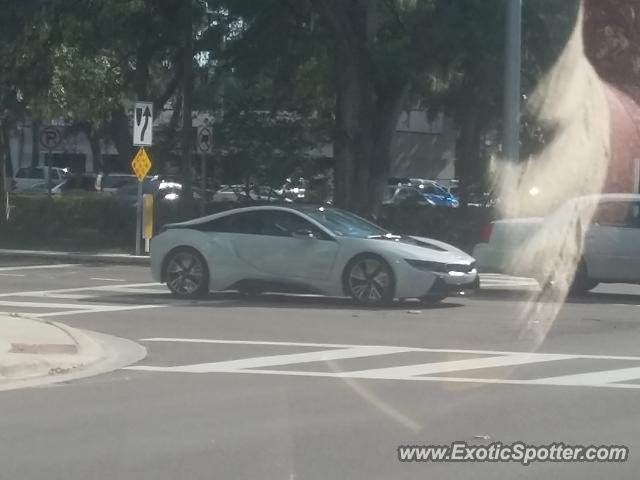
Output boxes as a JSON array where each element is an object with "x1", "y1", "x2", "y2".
[{"x1": 131, "y1": 147, "x2": 152, "y2": 181}]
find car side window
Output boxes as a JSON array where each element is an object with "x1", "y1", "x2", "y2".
[
  {"x1": 198, "y1": 212, "x2": 263, "y2": 234},
  {"x1": 407, "y1": 189, "x2": 423, "y2": 200},
  {"x1": 17, "y1": 167, "x2": 44, "y2": 179},
  {"x1": 593, "y1": 201, "x2": 640, "y2": 228},
  {"x1": 395, "y1": 188, "x2": 410, "y2": 200},
  {"x1": 625, "y1": 202, "x2": 640, "y2": 228},
  {"x1": 259, "y1": 211, "x2": 326, "y2": 238}
]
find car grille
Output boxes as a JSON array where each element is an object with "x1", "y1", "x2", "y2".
[{"x1": 446, "y1": 262, "x2": 475, "y2": 273}]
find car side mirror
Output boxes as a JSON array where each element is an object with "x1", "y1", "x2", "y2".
[{"x1": 292, "y1": 229, "x2": 315, "y2": 240}]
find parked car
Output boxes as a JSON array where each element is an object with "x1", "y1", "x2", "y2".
[
  {"x1": 409, "y1": 179, "x2": 460, "y2": 208},
  {"x1": 387, "y1": 178, "x2": 459, "y2": 207},
  {"x1": 212, "y1": 185, "x2": 289, "y2": 204},
  {"x1": 95, "y1": 173, "x2": 138, "y2": 193},
  {"x1": 383, "y1": 186, "x2": 436, "y2": 207},
  {"x1": 150, "y1": 205, "x2": 478, "y2": 305},
  {"x1": 277, "y1": 177, "x2": 307, "y2": 201},
  {"x1": 473, "y1": 193, "x2": 640, "y2": 293},
  {"x1": 115, "y1": 179, "x2": 202, "y2": 207},
  {"x1": 12, "y1": 166, "x2": 68, "y2": 192}
]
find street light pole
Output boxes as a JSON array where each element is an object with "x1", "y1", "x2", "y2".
[{"x1": 503, "y1": 0, "x2": 522, "y2": 163}]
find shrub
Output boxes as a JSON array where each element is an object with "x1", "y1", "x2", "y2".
[{"x1": 377, "y1": 204, "x2": 495, "y2": 253}]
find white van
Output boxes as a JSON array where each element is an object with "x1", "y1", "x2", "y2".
[{"x1": 12, "y1": 166, "x2": 67, "y2": 191}]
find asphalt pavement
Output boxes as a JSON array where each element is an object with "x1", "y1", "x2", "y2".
[{"x1": 1, "y1": 261, "x2": 640, "y2": 479}]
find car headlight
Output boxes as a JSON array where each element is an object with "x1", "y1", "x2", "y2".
[{"x1": 405, "y1": 259, "x2": 447, "y2": 272}]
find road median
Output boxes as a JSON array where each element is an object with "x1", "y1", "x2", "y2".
[
  {"x1": 0, "y1": 248, "x2": 149, "y2": 266},
  {"x1": 0, "y1": 313, "x2": 146, "y2": 391}
]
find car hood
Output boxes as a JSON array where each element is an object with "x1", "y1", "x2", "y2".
[{"x1": 343, "y1": 235, "x2": 474, "y2": 264}]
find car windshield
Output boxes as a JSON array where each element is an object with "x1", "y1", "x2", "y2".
[{"x1": 303, "y1": 207, "x2": 390, "y2": 238}]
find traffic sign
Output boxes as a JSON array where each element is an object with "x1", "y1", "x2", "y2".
[
  {"x1": 197, "y1": 126, "x2": 214, "y2": 153},
  {"x1": 131, "y1": 147, "x2": 152, "y2": 182},
  {"x1": 40, "y1": 126, "x2": 63, "y2": 150},
  {"x1": 133, "y1": 101, "x2": 153, "y2": 146}
]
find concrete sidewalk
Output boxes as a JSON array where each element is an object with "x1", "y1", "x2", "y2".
[
  {"x1": 0, "y1": 248, "x2": 149, "y2": 266},
  {"x1": 0, "y1": 313, "x2": 146, "y2": 391}
]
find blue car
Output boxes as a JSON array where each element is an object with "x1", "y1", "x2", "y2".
[{"x1": 411, "y1": 179, "x2": 459, "y2": 208}]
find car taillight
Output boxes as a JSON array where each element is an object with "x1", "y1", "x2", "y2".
[{"x1": 481, "y1": 223, "x2": 494, "y2": 243}]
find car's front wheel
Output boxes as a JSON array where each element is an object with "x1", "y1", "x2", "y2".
[
  {"x1": 343, "y1": 254, "x2": 395, "y2": 306},
  {"x1": 165, "y1": 248, "x2": 209, "y2": 299}
]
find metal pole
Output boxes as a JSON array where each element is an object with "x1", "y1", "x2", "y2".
[
  {"x1": 46, "y1": 149, "x2": 53, "y2": 241},
  {"x1": 47, "y1": 149, "x2": 53, "y2": 196},
  {"x1": 200, "y1": 154, "x2": 206, "y2": 217},
  {"x1": 503, "y1": 0, "x2": 522, "y2": 163},
  {"x1": 136, "y1": 180, "x2": 143, "y2": 255}
]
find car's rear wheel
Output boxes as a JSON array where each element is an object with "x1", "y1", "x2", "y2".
[
  {"x1": 568, "y1": 261, "x2": 598, "y2": 295},
  {"x1": 344, "y1": 254, "x2": 395, "y2": 306},
  {"x1": 537, "y1": 259, "x2": 598, "y2": 296},
  {"x1": 165, "y1": 248, "x2": 209, "y2": 299}
]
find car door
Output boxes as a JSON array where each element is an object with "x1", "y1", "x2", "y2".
[
  {"x1": 230, "y1": 210, "x2": 339, "y2": 281},
  {"x1": 584, "y1": 200, "x2": 640, "y2": 282}
]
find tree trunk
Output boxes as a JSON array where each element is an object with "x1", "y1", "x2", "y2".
[
  {"x1": 316, "y1": 0, "x2": 406, "y2": 218},
  {"x1": 455, "y1": 106, "x2": 482, "y2": 207},
  {"x1": 31, "y1": 118, "x2": 40, "y2": 167},
  {"x1": 0, "y1": 120, "x2": 6, "y2": 225},
  {"x1": 180, "y1": 0, "x2": 194, "y2": 219},
  {"x1": 89, "y1": 129, "x2": 102, "y2": 174},
  {"x1": 108, "y1": 106, "x2": 134, "y2": 171}
]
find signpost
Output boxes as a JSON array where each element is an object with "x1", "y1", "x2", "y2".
[
  {"x1": 39, "y1": 126, "x2": 63, "y2": 196},
  {"x1": 196, "y1": 126, "x2": 213, "y2": 216},
  {"x1": 133, "y1": 102, "x2": 153, "y2": 147},
  {"x1": 40, "y1": 126, "x2": 63, "y2": 241},
  {"x1": 131, "y1": 147, "x2": 152, "y2": 255}
]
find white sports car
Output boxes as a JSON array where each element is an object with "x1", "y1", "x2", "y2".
[{"x1": 150, "y1": 205, "x2": 479, "y2": 306}]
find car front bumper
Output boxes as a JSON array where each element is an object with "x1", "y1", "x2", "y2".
[{"x1": 423, "y1": 274, "x2": 480, "y2": 298}]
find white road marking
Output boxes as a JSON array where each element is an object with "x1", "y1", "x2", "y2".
[
  {"x1": 0, "y1": 282, "x2": 166, "y2": 318},
  {"x1": 0, "y1": 264, "x2": 75, "y2": 272},
  {"x1": 127, "y1": 338, "x2": 640, "y2": 390},
  {"x1": 530, "y1": 367, "x2": 640, "y2": 386},
  {"x1": 221, "y1": 369, "x2": 640, "y2": 390},
  {"x1": 0, "y1": 273, "x2": 25, "y2": 277},
  {"x1": 346, "y1": 353, "x2": 574, "y2": 379},
  {"x1": 129, "y1": 346, "x2": 411, "y2": 373},
  {"x1": 138, "y1": 338, "x2": 640, "y2": 361},
  {"x1": 0, "y1": 300, "x2": 97, "y2": 309},
  {"x1": 34, "y1": 305, "x2": 164, "y2": 318},
  {"x1": 0, "y1": 282, "x2": 162, "y2": 298},
  {"x1": 90, "y1": 278, "x2": 127, "y2": 282},
  {"x1": 479, "y1": 274, "x2": 539, "y2": 290}
]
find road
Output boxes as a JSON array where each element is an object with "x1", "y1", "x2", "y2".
[{"x1": 1, "y1": 261, "x2": 640, "y2": 479}]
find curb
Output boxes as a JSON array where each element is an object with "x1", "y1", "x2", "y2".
[
  {"x1": 0, "y1": 249, "x2": 149, "y2": 266},
  {"x1": 0, "y1": 315, "x2": 102, "y2": 380},
  {"x1": 0, "y1": 315, "x2": 147, "y2": 391}
]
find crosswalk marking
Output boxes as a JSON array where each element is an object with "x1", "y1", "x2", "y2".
[
  {"x1": 0, "y1": 263, "x2": 75, "y2": 272},
  {"x1": 0, "y1": 282, "x2": 167, "y2": 318},
  {"x1": 127, "y1": 338, "x2": 640, "y2": 390},
  {"x1": 0, "y1": 282, "x2": 163, "y2": 298},
  {"x1": 129, "y1": 346, "x2": 412, "y2": 373},
  {"x1": 531, "y1": 367, "x2": 640, "y2": 386},
  {"x1": 347, "y1": 353, "x2": 573, "y2": 379},
  {"x1": 480, "y1": 274, "x2": 539, "y2": 289}
]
